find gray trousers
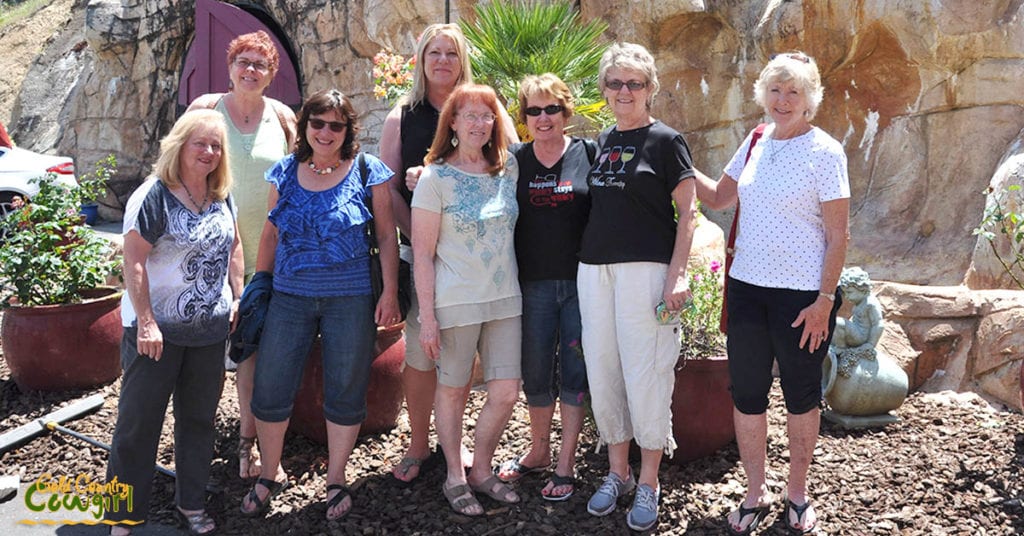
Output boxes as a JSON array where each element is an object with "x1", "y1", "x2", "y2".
[{"x1": 105, "y1": 327, "x2": 225, "y2": 524}]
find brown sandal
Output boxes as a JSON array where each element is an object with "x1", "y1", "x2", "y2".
[
  {"x1": 238, "y1": 436, "x2": 261, "y2": 479},
  {"x1": 442, "y1": 482, "x2": 483, "y2": 516},
  {"x1": 470, "y1": 474, "x2": 520, "y2": 504}
]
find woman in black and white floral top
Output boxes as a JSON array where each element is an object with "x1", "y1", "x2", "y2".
[{"x1": 106, "y1": 109, "x2": 242, "y2": 536}]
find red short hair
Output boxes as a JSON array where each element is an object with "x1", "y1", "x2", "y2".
[{"x1": 227, "y1": 31, "x2": 280, "y2": 76}]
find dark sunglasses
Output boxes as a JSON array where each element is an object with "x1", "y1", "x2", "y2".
[
  {"x1": 524, "y1": 104, "x2": 565, "y2": 117},
  {"x1": 308, "y1": 118, "x2": 347, "y2": 132},
  {"x1": 770, "y1": 52, "x2": 811, "y2": 64},
  {"x1": 605, "y1": 79, "x2": 648, "y2": 91}
]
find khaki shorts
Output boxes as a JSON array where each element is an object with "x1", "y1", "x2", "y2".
[
  {"x1": 436, "y1": 316, "x2": 522, "y2": 388},
  {"x1": 403, "y1": 285, "x2": 434, "y2": 372}
]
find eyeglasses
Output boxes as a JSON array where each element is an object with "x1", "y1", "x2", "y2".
[
  {"x1": 770, "y1": 53, "x2": 811, "y2": 64},
  {"x1": 524, "y1": 104, "x2": 565, "y2": 117},
  {"x1": 459, "y1": 112, "x2": 496, "y2": 124},
  {"x1": 308, "y1": 118, "x2": 348, "y2": 132},
  {"x1": 234, "y1": 58, "x2": 270, "y2": 72},
  {"x1": 191, "y1": 141, "x2": 223, "y2": 153},
  {"x1": 605, "y1": 79, "x2": 648, "y2": 91}
]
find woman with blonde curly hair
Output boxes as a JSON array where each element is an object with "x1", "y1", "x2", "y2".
[{"x1": 107, "y1": 109, "x2": 242, "y2": 536}]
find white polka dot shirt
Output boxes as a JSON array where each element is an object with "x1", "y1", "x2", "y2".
[{"x1": 724, "y1": 125, "x2": 850, "y2": 290}]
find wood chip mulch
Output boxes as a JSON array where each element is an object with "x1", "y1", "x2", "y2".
[{"x1": 1, "y1": 357, "x2": 1022, "y2": 535}]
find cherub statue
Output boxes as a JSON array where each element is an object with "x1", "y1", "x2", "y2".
[{"x1": 831, "y1": 267, "x2": 884, "y2": 363}]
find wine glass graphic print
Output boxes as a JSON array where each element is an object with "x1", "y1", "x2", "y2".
[
  {"x1": 619, "y1": 146, "x2": 636, "y2": 173},
  {"x1": 598, "y1": 148, "x2": 610, "y2": 174},
  {"x1": 608, "y1": 146, "x2": 622, "y2": 174}
]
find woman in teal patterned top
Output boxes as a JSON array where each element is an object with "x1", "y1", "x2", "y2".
[{"x1": 411, "y1": 84, "x2": 521, "y2": 516}]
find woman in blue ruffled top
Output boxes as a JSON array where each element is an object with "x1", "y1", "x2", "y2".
[{"x1": 240, "y1": 89, "x2": 400, "y2": 522}]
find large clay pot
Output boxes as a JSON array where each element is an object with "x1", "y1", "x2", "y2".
[
  {"x1": 2, "y1": 287, "x2": 122, "y2": 391},
  {"x1": 670, "y1": 355, "x2": 736, "y2": 463},
  {"x1": 822, "y1": 348, "x2": 908, "y2": 416},
  {"x1": 289, "y1": 322, "x2": 406, "y2": 443}
]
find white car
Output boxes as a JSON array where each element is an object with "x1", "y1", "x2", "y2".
[{"x1": 0, "y1": 145, "x2": 77, "y2": 217}]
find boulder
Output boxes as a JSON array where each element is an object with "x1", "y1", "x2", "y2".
[{"x1": 877, "y1": 281, "x2": 1023, "y2": 410}]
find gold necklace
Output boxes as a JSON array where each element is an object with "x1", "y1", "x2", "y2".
[{"x1": 308, "y1": 159, "x2": 342, "y2": 175}]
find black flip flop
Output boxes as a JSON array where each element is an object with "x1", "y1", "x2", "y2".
[
  {"x1": 240, "y1": 477, "x2": 288, "y2": 518},
  {"x1": 493, "y1": 455, "x2": 547, "y2": 482},
  {"x1": 541, "y1": 473, "x2": 575, "y2": 502},
  {"x1": 325, "y1": 484, "x2": 353, "y2": 521},
  {"x1": 727, "y1": 502, "x2": 770, "y2": 535},
  {"x1": 785, "y1": 499, "x2": 817, "y2": 535}
]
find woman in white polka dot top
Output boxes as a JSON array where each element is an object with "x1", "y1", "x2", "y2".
[{"x1": 694, "y1": 52, "x2": 850, "y2": 536}]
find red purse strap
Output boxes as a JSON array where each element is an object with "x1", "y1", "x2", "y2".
[
  {"x1": 720, "y1": 124, "x2": 767, "y2": 333},
  {"x1": 724, "y1": 123, "x2": 767, "y2": 259}
]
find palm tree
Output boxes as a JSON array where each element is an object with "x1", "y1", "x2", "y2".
[{"x1": 460, "y1": 0, "x2": 611, "y2": 139}]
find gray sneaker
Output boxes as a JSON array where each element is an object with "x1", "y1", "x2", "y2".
[
  {"x1": 587, "y1": 470, "x2": 636, "y2": 516},
  {"x1": 627, "y1": 484, "x2": 660, "y2": 531}
]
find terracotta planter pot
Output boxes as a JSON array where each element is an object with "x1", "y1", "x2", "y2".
[
  {"x1": 2, "y1": 287, "x2": 122, "y2": 392},
  {"x1": 670, "y1": 355, "x2": 736, "y2": 463},
  {"x1": 289, "y1": 322, "x2": 406, "y2": 443}
]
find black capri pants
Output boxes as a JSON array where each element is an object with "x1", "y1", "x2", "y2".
[{"x1": 725, "y1": 276, "x2": 842, "y2": 415}]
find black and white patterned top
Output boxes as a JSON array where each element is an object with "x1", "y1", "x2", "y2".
[
  {"x1": 724, "y1": 124, "x2": 849, "y2": 290},
  {"x1": 121, "y1": 177, "x2": 237, "y2": 346}
]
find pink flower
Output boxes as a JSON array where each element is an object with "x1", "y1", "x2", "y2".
[{"x1": 710, "y1": 260, "x2": 722, "y2": 273}]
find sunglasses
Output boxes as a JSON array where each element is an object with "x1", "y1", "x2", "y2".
[
  {"x1": 770, "y1": 52, "x2": 811, "y2": 64},
  {"x1": 308, "y1": 118, "x2": 348, "y2": 132},
  {"x1": 605, "y1": 79, "x2": 647, "y2": 91},
  {"x1": 524, "y1": 104, "x2": 565, "y2": 117}
]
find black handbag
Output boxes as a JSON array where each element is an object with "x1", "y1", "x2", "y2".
[{"x1": 359, "y1": 153, "x2": 412, "y2": 320}]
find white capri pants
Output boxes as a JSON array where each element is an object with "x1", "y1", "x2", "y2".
[{"x1": 577, "y1": 262, "x2": 680, "y2": 455}]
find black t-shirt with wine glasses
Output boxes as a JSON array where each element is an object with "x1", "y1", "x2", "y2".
[{"x1": 579, "y1": 120, "x2": 695, "y2": 265}]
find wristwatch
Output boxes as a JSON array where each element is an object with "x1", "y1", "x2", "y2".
[{"x1": 818, "y1": 291, "x2": 835, "y2": 302}]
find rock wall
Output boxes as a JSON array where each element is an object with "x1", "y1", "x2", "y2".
[
  {"x1": 14, "y1": 0, "x2": 1019, "y2": 285},
  {"x1": 874, "y1": 282, "x2": 1023, "y2": 411},
  {"x1": 7, "y1": 0, "x2": 1022, "y2": 407}
]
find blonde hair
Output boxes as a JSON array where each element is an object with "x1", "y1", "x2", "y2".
[
  {"x1": 425, "y1": 84, "x2": 509, "y2": 176},
  {"x1": 403, "y1": 24, "x2": 474, "y2": 109},
  {"x1": 153, "y1": 109, "x2": 232, "y2": 201},
  {"x1": 517, "y1": 73, "x2": 575, "y2": 124},
  {"x1": 753, "y1": 52, "x2": 824, "y2": 120},
  {"x1": 598, "y1": 42, "x2": 660, "y2": 109}
]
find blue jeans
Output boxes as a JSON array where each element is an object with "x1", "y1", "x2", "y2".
[
  {"x1": 521, "y1": 280, "x2": 588, "y2": 407},
  {"x1": 252, "y1": 290, "x2": 375, "y2": 425}
]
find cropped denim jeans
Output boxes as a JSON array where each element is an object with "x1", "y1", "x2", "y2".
[
  {"x1": 252, "y1": 290, "x2": 375, "y2": 426},
  {"x1": 520, "y1": 279, "x2": 588, "y2": 407}
]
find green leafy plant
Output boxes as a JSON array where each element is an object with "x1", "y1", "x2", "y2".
[
  {"x1": 0, "y1": 155, "x2": 120, "y2": 306},
  {"x1": 973, "y1": 184, "x2": 1024, "y2": 289},
  {"x1": 460, "y1": 0, "x2": 611, "y2": 139},
  {"x1": 678, "y1": 259, "x2": 727, "y2": 363}
]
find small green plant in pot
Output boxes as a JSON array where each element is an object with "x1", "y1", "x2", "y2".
[
  {"x1": 0, "y1": 155, "x2": 123, "y2": 391},
  {"x1": 0, "y1": 155, "x2": 120, "y2": 306},
  {"x1": 678, "y1": 259, "x2": 727, "y2": 362},
  {"x1": 670, "y1": 257, "x2": 735, "y2": 463}
]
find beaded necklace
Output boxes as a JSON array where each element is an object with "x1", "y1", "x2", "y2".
[{"x1": 308, "y1": 160, "x2": 342, "y2": 175}]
